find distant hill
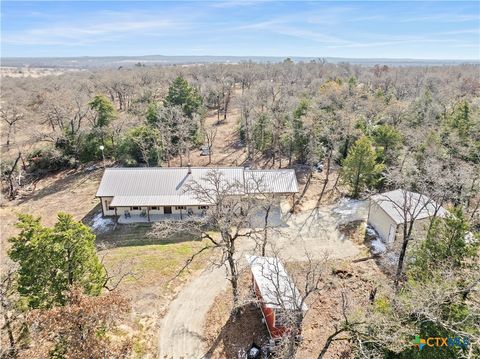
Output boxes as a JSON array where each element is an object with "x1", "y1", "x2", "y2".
[{"x1": 1, "y1": 55, "x2": 478, "y2": 69}]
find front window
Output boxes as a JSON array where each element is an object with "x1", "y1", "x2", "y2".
[
  {"x1": 175, "y1": 206, "x2": 186, "y2": 210},
  {"x1": 198, "y1": 206, "x2": 209, "y2": 210},
  {"x1": 131, "y1": 206, "x2": 140, "y2": 210}
]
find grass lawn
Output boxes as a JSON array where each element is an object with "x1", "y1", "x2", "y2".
[
  {"x1": 102, "y1": 239, "x2": 210, "y2": 288},
  {"x1": 100, "y1": 233, "x2": 213, "y2": 357}
]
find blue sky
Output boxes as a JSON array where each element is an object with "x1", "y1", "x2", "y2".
[{"x1": 1, "y1": 1, "x2": 479, "y2": 59}]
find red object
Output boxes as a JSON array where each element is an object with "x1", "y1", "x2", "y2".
[{"x1": 252, "y1": 275, "x2": 287, "y2": 338}]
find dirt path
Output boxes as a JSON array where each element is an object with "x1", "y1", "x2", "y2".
[
  {"x1": 158, "y1": 265, "x2": 228, "y2": 359},
  {"x1": 157, "y1": 198, "x2": 369, "y2": 358}
]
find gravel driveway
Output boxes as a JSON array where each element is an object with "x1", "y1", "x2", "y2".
[{"x1": 158, "y1": 198, "x2": 369, "y2": 358}]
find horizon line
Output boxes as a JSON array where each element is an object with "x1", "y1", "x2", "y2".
[{"x1": 2, "y1": 54, "x2": 479, "y2": 62}]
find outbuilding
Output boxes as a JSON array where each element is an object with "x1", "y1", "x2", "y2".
[
  {"x1": 367, "y1": 189, "x2": 447, "y2": 247},
  {"x1": 247, "y1": 255, "x2": 307, "y2": 339}
]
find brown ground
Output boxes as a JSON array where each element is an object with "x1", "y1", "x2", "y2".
[
  {"x1": 0, "y1": 87, "x2": 360, "y2": 358},
  {"x1": 203, "y1": 271, "x2": 270, "y2": 358},
  {"x1": 203, "y1": 261, "x2": 385, "y2": 359}
]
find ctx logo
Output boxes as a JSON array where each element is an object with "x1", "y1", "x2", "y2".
[{"x1": 412, "y1": 335, "x2": 470, "y2": 350}]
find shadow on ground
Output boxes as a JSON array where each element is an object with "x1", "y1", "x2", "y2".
[{"x1": 203, "y1": 303, "x2": 269, "y2": 359}]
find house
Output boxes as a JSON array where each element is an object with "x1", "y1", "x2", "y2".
[
  {"x1": 368, "y1": 189, "x2": 447, "y2": 247},
  {"x1": 247, "y1": 255, "x2": 307, "y2": 339},
  {"x1": 96, "y1": 166, "x2": 298, "y2": 223}
]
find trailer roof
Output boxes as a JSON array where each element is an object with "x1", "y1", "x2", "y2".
[{"x1": 247, "y1": 255, "x2": 307, "y2": 311}]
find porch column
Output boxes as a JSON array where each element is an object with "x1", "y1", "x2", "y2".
[{"x1": 147, "y1": 207, "x2": 150, "y2": 222}]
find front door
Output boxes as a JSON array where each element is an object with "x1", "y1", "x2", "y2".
[{"x1": 164, "y1": 206, "x2": 172, "y2": 214}]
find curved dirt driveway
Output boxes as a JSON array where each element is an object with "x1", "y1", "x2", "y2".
[
  {"x1": 158, "y1": 199, "x2": 368, "y2": 358},
  {"x1": 158, "y1": 265, "x2": 227, "y2": 359}
]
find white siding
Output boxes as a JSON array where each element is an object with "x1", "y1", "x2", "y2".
[
  {"x1": 101, "y1": 197, "x2": 115, "y2": 216},
  {"x1": 113, "y1": 205, "x2": 209, "y2": 216},
  {"x1": 368, "y1": 201, "x2": 397, "y2": 243}
]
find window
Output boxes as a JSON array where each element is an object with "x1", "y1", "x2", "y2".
[
  {"x1": 151, "y1": 206, "x2": 158, "y2": 210},
  {"x1": 175, "y1": 206, "x2": 186, "y2": 210},
  {"x1": 198, "y1": 206, "x2": 209, "y2": 210},
  {"x1": 108, "y1": 206, "x2": 115, "y2": 211},
  {"x1": 131, "y1": 206, "x2": 140, "y2": 210}
]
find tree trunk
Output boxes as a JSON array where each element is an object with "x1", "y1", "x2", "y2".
[
  {"x1": 394, "y1": 221, "x2": 415, "y2": 288},
  {"x1": 317, "y1": 328, "x2": 347, "y2": 359},
  {"x1": 316, "y1": 149, "x2": 332, "y2": 206},
  {"x1": 291, "y1": 169, "x2": 312, "y2": 213},
  {"x1": 261, "y1": 205, "x2": 271, "y2": 256},
  {"x1": 7, "y1": 152, "x2": 22, "y2": 199}
]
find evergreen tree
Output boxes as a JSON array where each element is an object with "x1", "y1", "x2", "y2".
[
  {"x1": 409, "y1": 207, "x2": 478, "y2": 281},
  {"x1": 340, "y1": 136, "x2": 384, "y2": 198},
  {"x1": 117, "y1": 125, "x2": 162, "y2": 166},
  {"x1": 370, "y1": 124, "x2": 403, "y2": 163},
  {"x1": 449, "y1": 100, "x2": 472, "y2": 138},
  {"x1": 89, "y1": 95, "x2": 116, "y2": 128},
  {"x1": 88, "y1": 95, "x2": 117, "y2": 151},
  {"x1": 164, "y1": 76, "x2": 202, "y2": 119},
  {"x1": 145, "y1": 102, "x2": 160, "y2": 127},
  {"x1": 9, "y1": 213, "x2": 105, "y2": 309}
]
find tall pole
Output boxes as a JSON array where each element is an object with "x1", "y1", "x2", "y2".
[{"x1": 99, "y1": 145, "x2": 105, "y2": 168}]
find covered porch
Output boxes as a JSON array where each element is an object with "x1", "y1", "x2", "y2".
[{"x1": 117, "y1": 212, "x2": 204, "y2": 224}]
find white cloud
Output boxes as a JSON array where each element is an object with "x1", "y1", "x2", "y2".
[{"x1": 2, "y1": 10, "x2": 191, "y2": 46}]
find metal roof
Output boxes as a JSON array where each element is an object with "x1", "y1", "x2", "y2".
[
  {"x1": 371, "y1": 189, "x2": 447, "y2": 225},
  {"x1": 247, "y1": 255, "x2": 307, "y2": 311},
  {"x1": 96, "y1": 167, "x2": 298, "y2": 206}
]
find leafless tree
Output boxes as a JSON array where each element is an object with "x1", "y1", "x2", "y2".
[
  {"x1": 248, "y1": 250, "x2": 329, "y2": 358},
  {"x1": 203, "y1": 124, "x2": 217, "y2": 165},
  {"x1": 149, "y1": 169, "x2": 271, "y2": 309},
  {"x1": 0, "y1": 266, "x2": 25, "y2": 357},
  {"x1": 1, "y1": 106, "x2": 23, "y2": 150}
]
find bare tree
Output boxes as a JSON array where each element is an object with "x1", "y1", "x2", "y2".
[
  {"x1": 1, "y1": 106, "x2": 23, "y2": 150},
  {"x1": 373, "y1": 187, "x2": 441, "y2": 287},
  {"x1": 248, "y1": 250, "x2": 328, "y2": 358},
  {"x1": 0, "y1": 266, "x2": 25, "y2": 357},
  {"x1": 203, "y1": 124, "x2": 217, "y2": 165},
  {"x1": 150, "y1": 169, "x2": 269, "y2": 309}
]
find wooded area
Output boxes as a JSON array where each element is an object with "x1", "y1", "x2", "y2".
[{"x1": 1, "y1": 61, "x2": 479, "y2": 358}]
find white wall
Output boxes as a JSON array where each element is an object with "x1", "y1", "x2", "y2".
[
  {"x1": 368, "y1": 201, "x2": 397, "y2": 244},
  {"x1": 110, "y1": 205, "x2": 209, "y2": 217},
  {"x1": 100, "y1": 197, "x2": 115, "y2": 216}
]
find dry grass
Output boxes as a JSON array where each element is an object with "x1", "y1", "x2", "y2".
[
  {"x1": 203, "y1": 270, "x2": 270, "y2": 358},
  {"x1": 101, "y1": 238, "x2": 212, "y2": 357},
  {"x1": 203, "y1": 260, "x2": 385, "y2": 359}
]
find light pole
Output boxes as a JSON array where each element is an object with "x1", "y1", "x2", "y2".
[{"x1": 99, "y1": 145, "x2": 105, "y2": 168}]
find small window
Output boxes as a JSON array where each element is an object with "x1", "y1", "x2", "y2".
[
  {"x1": 198, "y1": 206, "x2": 208, "y2": 210},
  {"x1": 108, "y1": 206, "x2": 115, "y2": 211},
  {"x1": 131, "y1": 206, "x2": 140, "y2": 210},
  {"x1": 151, "y1": 206, "x2": 158, "y2": 210},
  {"x1": 175, "y1": 206, "x2": 186, "y2": 210}
]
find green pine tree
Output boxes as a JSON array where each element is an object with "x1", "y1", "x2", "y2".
[
  {"x1": 9, "y1": 213, "x2": 106, "y2": 309},
  {"x1": 89, "y1": 95, "x2": 116, "y2": 128},
  {"x1": 164, "y1": 76, "x2": 202, "y2": 119},
  {"x1": 340, "y1": 136, "x2": 384, "y2": 198}
]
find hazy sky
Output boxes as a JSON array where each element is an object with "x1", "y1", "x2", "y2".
[{"x1": 2, "y1": 1, "x2": 479, "y2": 59}]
